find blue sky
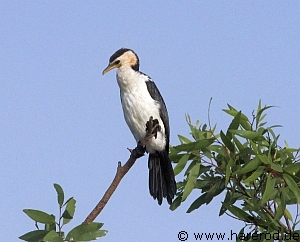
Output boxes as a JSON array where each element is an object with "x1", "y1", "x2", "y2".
[{"x1": 1, "y1": 1, "x2": 300, "y2": 241}]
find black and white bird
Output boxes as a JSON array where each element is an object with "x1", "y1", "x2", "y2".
[{"x1": 102, "y1": 48, "x2": 176, "y2": 205}]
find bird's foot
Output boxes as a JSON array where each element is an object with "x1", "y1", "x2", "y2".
[
  {"x1": 146, "y1": 116, "x2": 161, "y2": 139},
  {"x1": 132, "y1": 140, "x2": 146, "y2": 158},
  {"x1": 132, "y1": 116, "x2": 161, "y2": 159}
]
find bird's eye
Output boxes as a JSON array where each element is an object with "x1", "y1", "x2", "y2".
[{"x1": 113, "y1": 60, "x2": 120, "y2": 65}]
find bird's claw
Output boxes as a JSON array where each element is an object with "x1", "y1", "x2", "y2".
[
  {"x1": 146, "y1": 116, "x2": 161, "y2": 139},
  {"x1": 133, "y1": 117, "x2": 161, "y2": 159},
  {"x1": 132, "y1": 141, "x2": 146, "y2": 158}
]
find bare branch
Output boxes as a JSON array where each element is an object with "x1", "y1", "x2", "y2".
[{"x1": 84, "y1": 117, "x2": 157, "y2": 223}]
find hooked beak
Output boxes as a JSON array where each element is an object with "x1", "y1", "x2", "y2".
[{"x1": 102, "y1": 61, "x2": 121, "y2": 75}]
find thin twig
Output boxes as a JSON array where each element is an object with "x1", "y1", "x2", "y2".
[
  {"x1": 263, "y1": 205, "x2": 290, "y2": 233},
  {"x1": 284, "y1": 213, "x2": 292, "y2": 232},
  {"x1": 235, "y1": 176, "x2": 251, "y2": 198},
  {"x1": 294, "y1": 204, "x2": 299, "y2": 227},
  {"x1": 225, "y1": 211, "x2": 245, "y2": 222}
]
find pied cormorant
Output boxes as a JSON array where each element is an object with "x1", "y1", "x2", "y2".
[{"x1": 102, "y1": 48, "x2": 176, "y2": 205}]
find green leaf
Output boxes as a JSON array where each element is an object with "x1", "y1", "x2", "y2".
[
  {"x1": 23, "y1": 209, "x2": 55, "y2": 224},
  {"x1": 62, "y1": 210, "x2": 73, "y2": 219},
  {"x1": 65, "y1": 222, "x2": 107, "y2": 241},
  {"x1": 283, "y1": 174, "x2": 300, "y2": 199},
  {"x1": 222, "y1": 203, "x2": 254, "y2": 223},
  {"x1": 219, "y1": 191, "x2": 231, "y2": 216},
  {"x1": 63, "y1": 198, "x2": 76, "y2": 225},
  {"x1": 258, "y1": 154, "x2": 271, "y2": 165},
  {"x1": 270, "y1": 162, "x2": 283, "y2": 172},
  {"x1": 237, "y1": 157, "x2": 261, "y2": 175},
  {"x1": 222, "y1": 109, "x2": 249, "y2": 121},
  {"x1": 274, "y1": 201, "x2": 284, "y2": 221},
  {"x1": 229, "y1": 130, "x2": 265, "y2": 141},
  {"x1": 173, "y1": 138, "x2": 215, "y2": 152},
  {"x1": 210, "y1": 145, "x2": 227, "y2": 159},
  {"x1": 182, "y1": 162, "x2": 200, "y2": 201},
  {"x1": 43, "y1": 230, "x2": 62, "y2": 241},
  {"x1": 81, "y1": 230, "x2": 108, "y2": 240},
  {"x1": 257, "y1": 99, "x2": 262, "y2": 112},
  {"x1": 243, "y1": 166, "x2": 265, "y2": 183},
  {"x1": 187, "y1": 193, "x2": 211, "y2": 213},
  {"x1": 256, "y1": 104, "x2": 276, "y2": 128},
  {"x1": 207, "y1": 178, "x2": 225, "y2": 198},
  {"x1": 266, "y1": 129, "x2": 281, "y2": 147},
  {"x1": 54, "y1": 183, "x2": 64, "y2": 207},
  {"x1": 178, "y1": 135, "x2": 192, "y2": 144},
  {"x1": 220, "y1": 130, "x2": 235, "y2": 152},
  {"x1": 232, "y1": 135, "x2": 244, "y2": 152},
  {"x1": 281, "y1": 186, "x2": 298, "y2": 205},
  {"x1": 225, "y1": 159, "x2": 234, "y2": 185},
  {"x1": 184, "y1": 159, "x2": 197, "y2": 176},
  {"x1": 227, "y1": 111, "x2": 241, "y2": 136},
  {"x1": 169, "y1": 194, "x2": 182, "y2": 211},
  {"x1": 173, "y1": 154, "x2": 190, "y2": 176},
  {"x1": 19, "y1": 230, "x2": 49, "y2": 241},
  {"x1": 195, "y1": 178, "x2": 212, "y2": 189},
  {"x1": 261, "y1": 174, "x2": 276, "y2": 205},
  {"x1": 202, "y1": 147, "x2": 212, "y2": 159},
  {"x1": 236, "y1": 227, "x2": 246, "y2": 242},
  {"x1": 283, "y1": 163, "x2": 300, "y2": 175},
  {"x1": 257, "y1": 127, "x2": 267, "y2": 136},
  {"x1": 257, "y1": 107, "x2": 272, "y2": 121},
  {"x1": 45, "y1": 220, "x2": 56, "y2": 231},
  {"x1": 268, "y1": 125, "x2": 283, "y2": 129},
  {"x1": 284, "y1": 209, "x2": 293, "y2": 221},
  {"x1": 63, "y1": 196, "x2": 74, "y2": 206},
  {"x1": 49, "y1": 237, "x2": 64, "y2": 242},
  {"x1": 258, "y1": 121, "x2": 267, "y2": 127},
  {"x1": 240, "y1": 120, "x2": 252, "y2": 131}
]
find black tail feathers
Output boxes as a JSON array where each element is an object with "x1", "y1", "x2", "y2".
[{"x1": 148, "y1": 151, "x2": 176, "y2": 205}]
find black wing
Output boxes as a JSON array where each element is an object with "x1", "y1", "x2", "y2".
[
  {"x1": 145, "y1": 79, "x2": 170, "y2": 149},
  {"x1": 146, "y1": 78, "x2": 176, "y2": 205}
]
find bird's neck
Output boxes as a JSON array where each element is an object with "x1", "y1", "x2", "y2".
[{"x1": 116, "y1": 66, "x2": 145, "y2": 92}]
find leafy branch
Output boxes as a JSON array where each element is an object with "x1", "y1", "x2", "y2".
[{"x1": 170, "y1": 100, "x2": 300, "y2": 241}]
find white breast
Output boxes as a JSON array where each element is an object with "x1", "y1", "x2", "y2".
[{"x1": 116, "y1": 67, "x2": 166, "y2": 153}]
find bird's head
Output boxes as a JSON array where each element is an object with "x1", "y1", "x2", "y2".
[{"x1": 102, "y1": 48, "x2": 140, "y2": 75}]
